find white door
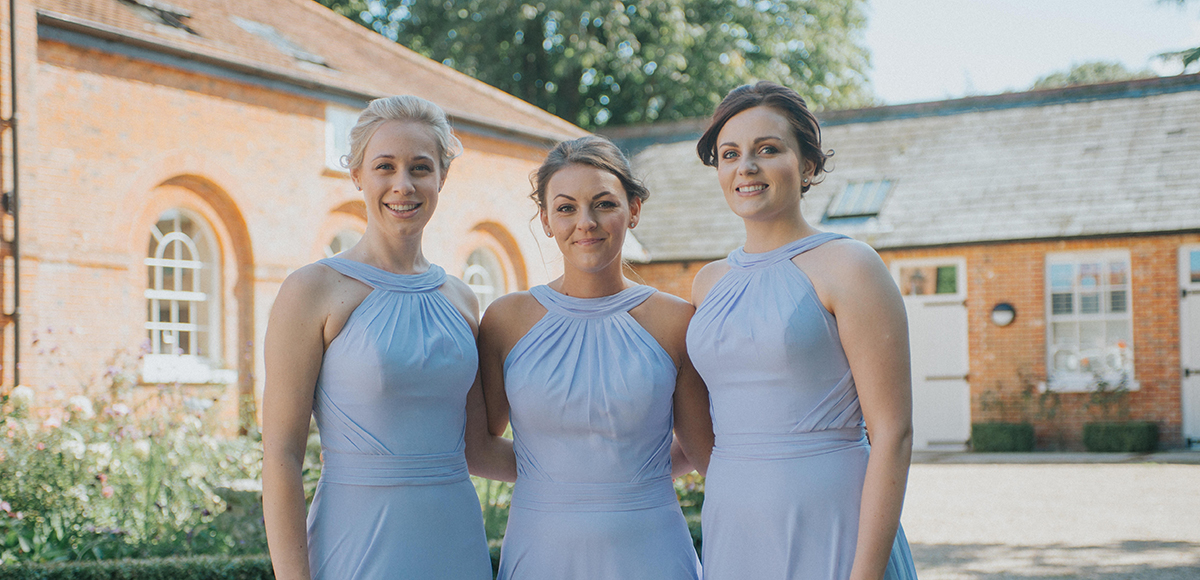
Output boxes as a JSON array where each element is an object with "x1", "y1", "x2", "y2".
[
  {"x1": 894, "y1": 259, "x2": 971, "y2": 450},
  {"x1": 1180, "y1": 246, "x2": 1200, "y2": 448}
]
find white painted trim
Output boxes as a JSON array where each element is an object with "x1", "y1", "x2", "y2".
[
  {"x1": 889, "y1": 256, "x2": 968, "y2": 303},
  {"x1": 1043, "y1": 250, "x2": 1135, "y2": 392},
  {"x1": 1179, "y1": 244, "x2": 1200, "y2": 446}
]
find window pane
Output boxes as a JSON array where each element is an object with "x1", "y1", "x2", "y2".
[
  {"x1": 1107, "y1": 320, "x2": 1131, "y2": 347},
  {"x1": 1108, "y1": 261, "x2": 1127, "y2": 285},
  {"x1": 179, "y1": 302, "x2": 190, "y2": 324},
  {"x1": 1080, "y1": 292, "x2": 1100, "y2": 314},
  {"x1": 162, "y1": 267, "x2": 175, "y2": 291},
  {"x1": 1108, "y1": 290, "x2": 1127, "y2": 313},
  {"x1": 1079, "y1": 321, "x2": 1104, "y2": 350},
  {"x1": 1051, "y1": 293, "x2": 1073, "y2": 315},
  {"x1": 178, "y1": 331, "x2": 191, "y2": 355},
  {"x1": 834, "y1": 183, "x2": 859, "y2": 215},
  {"x1": 1078, "y1": 263, "x2": 1101, "y2": 289},
  {"x1": 900, "y1": 267, "x2": 932, "y2": 296},
  {"x1": 935, "y1": 266, "x2": 957, "y2": 294},
  {"x1": 1052, "y1": 322, "x2": 1076, "y2": 346},
  {"x1": 1053, "y1": 349, "x2": 1078, "y2": 372},
  {"x1": 1049, "y1": 264, "x2": 1073, "y2": 290},
  {"x1": 1191, "y1": 250, "x2": 1200, "y2": 284}
]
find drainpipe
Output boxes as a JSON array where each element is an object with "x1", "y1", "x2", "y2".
[{"x1": 5, "y1": 0, "x2": 19, "y2": 387}]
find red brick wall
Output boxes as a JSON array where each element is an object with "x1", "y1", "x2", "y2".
[
  {"x1": 633, "y1": 233, "x2": 1200, "y2": 448},
  {"x1": 9, "y1": 36, "x2": 563, "y2": 431}
]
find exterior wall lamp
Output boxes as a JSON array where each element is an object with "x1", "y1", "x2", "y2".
[{"x1": 991, "y1": 302, "x2": 1016, "y2": 327}]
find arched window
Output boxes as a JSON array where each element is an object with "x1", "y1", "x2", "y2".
[
  {"x1": 464, "y1": 248, "x2": 504, "y2": 311},
  {"x1": 145, "y1": 209, "x2": 220, "y2": 368},
  {"x1": 324, "y1": 229, "x2": 362, "y2": 258}
]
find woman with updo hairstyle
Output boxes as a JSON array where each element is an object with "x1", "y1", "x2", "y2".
[
  {"x1": 686, "y1": 81, "x2": 919, "y2": 580},
  {"x1": 262, "y1": 95, "x2": 512, "y2": 580},
  {"x1": 479, "y1": 135, "x2": 712, "y2": 579}
]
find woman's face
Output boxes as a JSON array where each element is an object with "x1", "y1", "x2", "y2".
[
  {"x1": 715, "y1": 106, "x2": 812, "y2": 222},
  {"x1": 540, "y1": 163, "x2": 641, "y2": 275},
  {"x1": 351, "y1": 120, "x2": 445, "y2": 238}
]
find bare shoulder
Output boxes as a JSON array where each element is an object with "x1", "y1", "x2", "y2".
[
  {"x1": 438, "y1": 274, "x2": 481, "y2": 329},
  {"x1": 478, "y1": 291, "x2": 546, "y2": 353},
  {"x1": 631, "y1": 289, "x2": 695, "y2": 365},
  {"x1": 690, "y1": 259, "x2": 731, "y2": 307},
  {"x1": 797, "y1": 238, "x2": 899, "y2": 313},
  {"x1": 274, "y1": 262, "x2": 341, "y2": 313}
]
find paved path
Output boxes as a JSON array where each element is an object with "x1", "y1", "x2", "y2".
[{"x1": 902, "y1": 463, "x2": 1200, "y2": 579}]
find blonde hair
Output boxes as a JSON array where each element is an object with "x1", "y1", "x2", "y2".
[{"x1": 343, "y1": 95, "x2": 463, "y2": 172}]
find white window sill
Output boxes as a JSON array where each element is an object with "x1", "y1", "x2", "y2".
[
  {"x1": 1040, "y1": 373, "x2": 1139, "y2": 393},
  {"x1": 142, "y1": 354, "x2": 237, "y2": 385}
]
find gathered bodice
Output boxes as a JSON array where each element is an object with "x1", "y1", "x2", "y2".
[
  {"x1": 313, "y1": 257, "x2": 477, "y2": 458},
  {"x1": 503, "y1": 285, "x2": 677, "y2": 484},
  {"x1": 686, "y1": 233, "x2": 863, "y2": 440}
]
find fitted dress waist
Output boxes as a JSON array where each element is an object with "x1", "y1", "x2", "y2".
[
  {"x1": 319, "y1": 449, "x2": 469, "y2": 486},
  {"x1": 711, "y1": 426, "x2": 868, "y2": 461},
  {"x1": 510, "y1": 476, "x2": 679, "y2": 512}
]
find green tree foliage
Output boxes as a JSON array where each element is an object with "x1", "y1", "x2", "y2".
[
  {"x1": 1158, "y1": 0, "x2": 1200, "y2": 70},
  {"x1": 1031, "y1": 61, "x2": 1155, "y2": 90},
  {"x1": 315, "y1": 0, "x2": 873, "y2": 129}
]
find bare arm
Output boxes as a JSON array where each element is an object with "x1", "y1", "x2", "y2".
[
  {"x1": 262, "y1": 268, "x2": 328, "y2": 580},
  {"x1": 822, "y1": 244, "x2": 913, "y2": 580},
  {"x1": 633, "y1": 294, "x2": 714, "y2": 478},
  {"x1": 440, "y1": 279, "x2": 517, "y2": 483}
]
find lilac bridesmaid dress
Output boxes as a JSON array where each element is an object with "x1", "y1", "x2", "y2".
[
  {"x1": 305, "y1": 257, "x2": 491, "y2": 579},
  {"x1": 497, "y1": 284, "x2": 701, "y2": 580},
  {"x1": 686, "y1": 233, "x2": 918, "y2": 580}
]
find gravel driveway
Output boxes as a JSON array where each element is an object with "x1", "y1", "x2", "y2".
[{"x1": 901, "y1": 463, "x2": 1200, "y2": 579}]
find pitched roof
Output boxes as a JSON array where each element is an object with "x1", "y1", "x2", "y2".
[
  {"x1": 36, "y1": 0, "x2": 587, "y2": 144},
  {"x1": 616, "y1": 74, "x2": 1200, "y2": 261}
]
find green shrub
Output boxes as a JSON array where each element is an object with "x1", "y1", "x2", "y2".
[
  {"x1": 0, "y1": 554, "x2": 273, "y2": 579},
  {"x1": 1083, "y1": 422, "x2": 1159, "y2": 452},
  {"x1": 1, "y1": 372, "x2": 269, "y2": 563},
  {"x1": 970, "y1": 422, "x2": 1035, "y2": 452}
]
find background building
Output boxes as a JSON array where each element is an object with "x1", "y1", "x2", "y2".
[
  {"x1": 607, "y1": 74, "x2": 1200, "y2": 450},
  {"x1": 0, "y1": 0, "x2": 587, "y2": 431}
]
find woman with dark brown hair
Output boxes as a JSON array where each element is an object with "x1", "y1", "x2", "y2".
[
  {"x1": 479, "y1": 135, "x2": 711, "y2": 579},
  {"x1": 686, "y1": 81, "x2": 918, "y2": 580}
]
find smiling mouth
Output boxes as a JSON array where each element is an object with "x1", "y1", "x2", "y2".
[
  {"x1": 575, "y1": 238, "x2": 604, "y2": 246},
  {"x1": 736, "y1": 184, "x2": 767, "y2": 194},
  {"x1": 384, "y1": 202, "x2": 421, "y2": 214}
]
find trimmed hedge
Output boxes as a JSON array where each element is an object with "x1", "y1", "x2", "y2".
[
  {"x1": 970, "y1": 422, "x2": 1035, "y2": 452},
  {"x1": 1083, "y1": 421, "x2": 1159, "y2": 453},
  {"x1": 0, "y1": 555, "x2": 273, "y2": 580}
]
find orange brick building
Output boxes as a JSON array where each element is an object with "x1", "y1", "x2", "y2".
[
  {"x1": 0, "y1": 0, "x2": 585, "y2": 430},
  {"x1": 609, "y1": 76, "x2": 1200, "y2": 450}
]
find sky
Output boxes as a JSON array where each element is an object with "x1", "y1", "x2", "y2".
[{"x1": 863, "y1": 0, "x2": 1200, "y2": 105}]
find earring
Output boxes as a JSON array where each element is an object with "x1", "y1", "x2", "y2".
[
  {"x1": 629, "y1": 221, "x2": 636, "y2": 228},
  {"x1": 802, "y1": 177, "x2": 810, "y2": 185},
  {"x1": 545, "y1": 231, "x2": 553, "y2": 238}
]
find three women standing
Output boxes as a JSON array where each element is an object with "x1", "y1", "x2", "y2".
[{"x1": 687, "y1": 81, "x2": 918, "y2": 580}]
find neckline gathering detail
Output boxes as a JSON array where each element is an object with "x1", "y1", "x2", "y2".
[
  {"x1": 529, "y1": 284, "x2": 657, "y2": 319},
  {"x1": 321, "y1": 256, "x2": 447, "y2": 293},
  {"x1": 727, "y1": 232, "x2": 849, "y2": 271}
]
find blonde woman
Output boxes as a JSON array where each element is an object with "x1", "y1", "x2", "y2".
[{"x1": 262, "y1": 96, "x2": 510, "y2": 579}]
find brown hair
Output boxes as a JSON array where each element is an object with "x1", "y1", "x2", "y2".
[
  {"x1": 696, "y1": 81, "x2": 830, "y2": 193},
  {"x1": 531, "y1": 135, "x2": 649, "y2": 210}
]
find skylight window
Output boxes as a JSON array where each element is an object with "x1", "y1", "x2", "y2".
[
  {"x1": 824, "y1": 180, "x2": 894, "y2": 220},
  {"x1": 232, "y1": 16, "x2": 328, "y2": 67},
  {"x1": 119, "y1": 0, "x2": 198, "y2": 35}
]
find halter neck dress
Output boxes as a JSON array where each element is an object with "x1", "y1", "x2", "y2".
[
  {"x1": 497, "y1": 284, "x2": 701, "y2": 580},
  {"x1": 686, "y1": 233, "x2": 917, "y2": 580},
  {"x1": 305, "y1": 257, "x2": 491, "y2": 579}
]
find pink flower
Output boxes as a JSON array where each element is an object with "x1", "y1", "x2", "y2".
[
  {"x1": 36, "y1": 442, "x2": 45, "y2": 450},
  {"x1": 101, "y1": 486, "x2": 114, "y2": 499},
  {"x1": 97, "y1": 473, "x2": 108, "y2": 483},
  {"x1": 0, "y1": 500, "x2": 11, "y2": 512},
  {"x1": 43, "y1": 416, "x2": 62, "y2": 429}
]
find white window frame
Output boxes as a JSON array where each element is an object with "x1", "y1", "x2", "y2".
[
  {"x1": 464, "y1": 248, "x2": 505, "y2": 312},
  {"x1": 325, "y1": 105, "x2": 360, "y2": 173},
  {"x1": 824, "y1": 179, "x2": 895, "y2": 220},
  {"x1": 1044, "y1": 250, "x2": 1138, "y2": 392},
  {"x1": 143, "y1": 209, "x2": 234, "y2": 385}
]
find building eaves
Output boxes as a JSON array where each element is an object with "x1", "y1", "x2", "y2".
[
  {"x1": 818, "y1": 73, "x2": 1200, "y2": 127},
  {"x1": 36, "y1": 5, "x2": 585, "y2": 147}
]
